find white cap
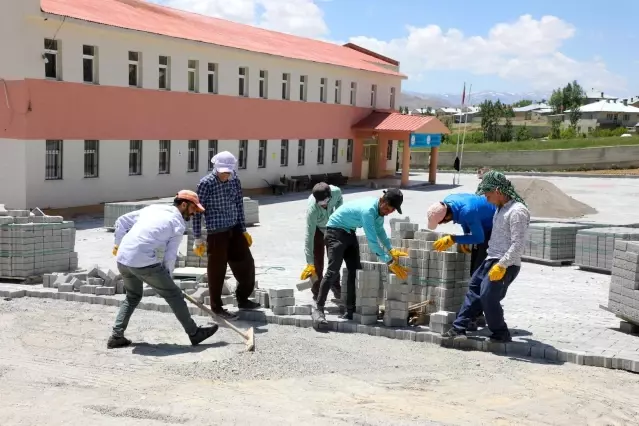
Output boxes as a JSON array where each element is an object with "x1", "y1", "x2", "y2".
[{"x1": 211, "y1": 151, "x2": 237, "y2": 173}]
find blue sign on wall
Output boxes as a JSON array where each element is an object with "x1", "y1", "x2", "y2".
[{"x1": 409, "y1": 133, "x2": 442, "y2": 148}]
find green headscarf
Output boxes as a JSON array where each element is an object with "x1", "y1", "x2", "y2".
[{"x1": 476, "y1": 170, "x2": 526, "y2": 206}]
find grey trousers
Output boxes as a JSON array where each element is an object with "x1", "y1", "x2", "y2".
[{"x1": 112, "y1": 262, "x2": 198, "y2": 337}]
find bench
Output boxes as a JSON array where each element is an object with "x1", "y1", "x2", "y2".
[
  {"x1": 262, "y1": 178, "x2": 288, "y2": 196},
  {"x1": 290, "y1": 175, "x2": 311, "y2": 191},
  {"x1": 326, "y1": 172, "x2": 348, "y2": 187}
]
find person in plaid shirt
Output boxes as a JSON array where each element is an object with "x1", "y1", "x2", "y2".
[{"x1": 192, "y1": 151, "x2": 260, "y2": 319}]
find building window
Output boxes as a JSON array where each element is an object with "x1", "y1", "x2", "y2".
[
  {"x1": 159, "y1": 56, "x2": 170, "y2": 90},
  {"x1": 128, "y1": 51, "x2": 141, "y2": 87},
  {"x1": 207, "y1": 63, "x2": 218, "y2": 94},
  {"x1": 346, "y1": 139, "x2": 353, "y2": 163},
  {"x1": 44, "y1": 39, "x2": 60, "y2": 80},
  {"x1": 83, "y1": 45, "x2": 97, "y2": 84},
  {"x1": 258, "y1": 140, "x2": 267, "y2": 168},
  {"x1": 386, "y1": 141, "x2": 393, "y2": 160},
  {"x1": 331, "y1": 139, "x2": 339, "y2": 163},
  {"x1": 45, "y1": 140, "x2": 63, "y2": 180},
  {"x1": 335, "y1": 80, "x2": 342, "y2": 104},
  {"x1": 84, "y1": 140, "x2": 99, "y2": 178},
  {"x1": 208, "y1": 140, "x2": 218, "y2": 171},
  {"x1": 300, "y1": 76, "x2": 307, "y2": 101},
  {"x1": 187, "y1": 60, "x2": 199, "y2": 93},
  {"x1": 624, "y1": 114, "x2": 630, "y2": 121},
  {"x1": 371, "y1": 84, "x2": 377, "y2": 107},
  {"x1": 298, "y1": 140, "x2": 306, "y2": 166},
  {"x1": 239, "y1": 67, "x2": 248, "y2": 97},
  {"x1": 282, "y1": 73, "x2": 290, "y2": 100},
  {"x1": 238, "y1": 140, "x2": 248, "y2": 169},
  {"x1": 187, "y1": 140, "x2": 199, "y2": 172},
  {"x1": 317, "y1": 139, "x2": 325, "y2": 164},
  {"x1": 129, "y1": 140, "x2": 142, "y2": 175},
  {"x1": 320, "y1": 78, "x2": 327, "y2": 103},
  {"x1": 350, "y1": 82, "x2": 357, "y2": 106},
  {"x1": 390, "y1": 87, "x2": 396, "y2": 109},
  {"x1": 280, "y1": 140, "x2": 289, "y2": 166},
  {"x1": 259, "y1": 70, "x2": 268, "y2": 99},
  {"x1": 159, "y1": 140, "x2": 171, "y2": 174}
]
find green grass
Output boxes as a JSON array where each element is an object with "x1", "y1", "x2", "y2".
[{"x1": 412, "y1": 136, "x2": 639, "y2": 152}]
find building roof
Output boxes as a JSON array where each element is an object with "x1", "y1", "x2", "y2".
[
  {"x1": 40, "y1": 0, "x2": 405, "y2": 78},
  {"x1": 585, "y1": 91, "x2": 618, "y2": 100},
  {"x1": 513, "y1": 103, "x2": 549, "y2": 112},
  {"x1": 352, "y1": 112, "x2": 451, "y2": 134},
  {"x1": 565, "y1": 100, "x2": 639, "y2": 113}
]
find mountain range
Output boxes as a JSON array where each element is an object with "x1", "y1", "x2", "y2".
[{"x1": 399, "y1": 90, "x2": 551, "y2": 109}]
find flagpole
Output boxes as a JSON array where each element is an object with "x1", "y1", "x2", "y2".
[
  {"x1": 457, "y1": 83, "x2": 473, "y2": 184},
  {"x1": 453, "y1": 82, "x2": 466, "y2": 184}
]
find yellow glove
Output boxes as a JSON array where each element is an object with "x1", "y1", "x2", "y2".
[
  {"x1": 389, "y1": 248, "x2": 408, "y2": 262},
  {"x1": 458, "y1": 244, "x2": 472, "y2": 254},
  {"x1": 388, "y1": 262, "x2": 409, "y2": 280},
  {"x1": 243, "y1": 232, "x2": 253, "y2": 247},
  {"x1": 112, "y1": 245, "x2": 118, "y2": 256},
  {"x1": 193, "y1": 238, "x2": 206, "y2": 258},
  {"x1": 433, "y1": 235, "x2": 455, "y2": 252},
  {"x1": 300, "y1": 264, "x2": 316, "y2": 280},
  {"x1": 488, "y1": 264, "x2": 507, "y2": 281}
]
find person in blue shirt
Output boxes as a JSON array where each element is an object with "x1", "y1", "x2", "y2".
[{"x1": 312, "y1": 188, "x2": 409, "y2": 328}]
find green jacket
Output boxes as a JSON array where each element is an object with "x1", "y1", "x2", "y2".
[{"x1": 304, "y1": 185, "x2": 343, "y2": 264}]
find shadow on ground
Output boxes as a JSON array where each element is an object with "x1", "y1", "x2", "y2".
[{"x1": 131, "y1": 341, "x2": 229, "y2": 356}]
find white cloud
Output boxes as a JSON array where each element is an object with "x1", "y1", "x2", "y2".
[{"x1": 349, "y1": 15, "x2": 625, "y2": 92}]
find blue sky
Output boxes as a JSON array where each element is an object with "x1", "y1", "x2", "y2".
[{"x1": 158, "y1": 0, "x2": 638, "y2": 95}]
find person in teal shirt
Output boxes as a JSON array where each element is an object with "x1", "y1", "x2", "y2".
[
  {"x1": 300, "y1": 183, "x2": 344, "y2": 301},
  {"x1": 313, "y1": 188, "x2": 409, "y2": 327}
]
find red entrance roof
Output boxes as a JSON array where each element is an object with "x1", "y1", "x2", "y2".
[
  {"x1": 40, "y1": 0, "x2": 405, "y2": 77},
  {"x1": 352, "y1": 112, "x2": 452, "y2": 134}
]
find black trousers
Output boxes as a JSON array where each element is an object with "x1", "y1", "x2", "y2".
[
  {"x1": 317, "y1": 227, "x2": 361, "y2": 311},
  {"x1": 470, "y1": 229, "x2": 492, "y2": 276}
]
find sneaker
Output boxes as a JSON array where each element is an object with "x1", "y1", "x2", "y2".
[
  {"x1": 237, "y1": 299, "x2": 261, "y2": 310},
  {"x1": 489, "y1": 333, "x2": 512, "y2": 343},
  {"x1": 312, "y1": 307, "x2": 328, "y2": 328},
  {"x1": 340, "y1": 311, "x2": 353, "y2": 320},
  {"x1": 442, "y1": 328, "x2": 467, "y2": 340},
  {"x1": 189, "y1": 324, "x2": 219, "y2": 346},
  {"x1": 213, "y1": 308, "x2": 238, "y2": 320},
  {"x1": 107, "y1": 335, "x2": 132, "y2": 349}
]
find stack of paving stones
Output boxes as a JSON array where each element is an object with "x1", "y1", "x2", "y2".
[
  {"x1": 575, "y1": 227, "x2": 639, "y2": 273},
  {"x1": 268, "y1": 288, "x2": 295, "y2": 315},
  {"x1": 429, "y1": 311, "x2": 457, "y2": 334},
  {"x1": 0, "y1": 208, "x2": 78, "y2": 279},
  {"x1": 607, "y1": 240, "x2": 639, "y2": 330},
  {"x1": 523, "y1": 223, "x2": 592, "y2": 263},
  {"x1": 384, "y1": 274, "x2": 409, "y2": 326},
  {"x1": 354, "y1": 270, "x2": 381, "y2": 325}
]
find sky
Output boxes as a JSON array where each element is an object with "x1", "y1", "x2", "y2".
[{"x1": 151, "y1": 0, "x2": 638, "y2": 96}]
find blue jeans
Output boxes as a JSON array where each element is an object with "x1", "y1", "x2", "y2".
[
  {"x1": 452, "y1": 258, "x2": 520, "y2": 337},
  {"x1": 112, "y1": 262, "x2": 198, "y2": 338}
]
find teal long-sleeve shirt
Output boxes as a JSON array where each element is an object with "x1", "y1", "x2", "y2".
[
  {"x1": 326, "y1": 197, "x2": 393, "y2": 263},
  {"x1": 304, "y1": 185, "x2": 343, "y2": 264}
]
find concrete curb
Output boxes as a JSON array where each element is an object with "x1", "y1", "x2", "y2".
[
  {"x1": 2, "y1": 287, "x2": 637, "y2": 373},
  {"x1": 424, "y1": 170, "x2": 639, "y2": 179}
]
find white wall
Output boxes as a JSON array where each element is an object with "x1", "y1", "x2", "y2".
[{"x1": 0, "y1": 140, "x2": 28, "y2": 209}]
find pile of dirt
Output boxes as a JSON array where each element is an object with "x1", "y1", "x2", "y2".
[{"x1": 511, "y1": 178, "x2": 597, "y2": 218}]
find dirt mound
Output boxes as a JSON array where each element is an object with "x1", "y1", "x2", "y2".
[{"x1": 510, "y1": 178, "x2": 597, "y2": 218}]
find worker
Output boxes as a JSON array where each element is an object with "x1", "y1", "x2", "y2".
[
  {"x1": 300, "y1": 182, "x2": 344, "y2": 301},
  {"x1": 107, "y1": 190, "x2": 219, "y2": 349},
  {"x1": 312, "y1": 188, "x2": 409, "y2": 327},
  {"x1": 442, "y1": 171, "x2": 530, "y2": 343},
  {"x1": 192, "y1": 151, "x2": 260, "y2": 320}
]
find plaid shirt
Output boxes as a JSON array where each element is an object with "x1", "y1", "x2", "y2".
[{"x1": 192, "y1": 172, "x2": 246, "y2": 238}]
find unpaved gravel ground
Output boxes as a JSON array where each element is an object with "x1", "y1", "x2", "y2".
[{"x1": 2, "y1": 297, "x2": 639, "y2": 426}]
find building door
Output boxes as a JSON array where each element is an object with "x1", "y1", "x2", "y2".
[
  {"x1": 361, "y1": 145, "x2": 370, "y2": 180},
  {"x1": 368, "y1": 145, "x2": 379, "y2": 179}
]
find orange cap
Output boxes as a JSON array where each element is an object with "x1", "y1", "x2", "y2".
[{"x1": 176, "y1": 190, "x2": 205, "y2": 212}]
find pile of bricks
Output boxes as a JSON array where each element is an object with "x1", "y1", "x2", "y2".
[
  {"x1": 354, "y1": 270, "x2": 381, "y2": 325},
  {"x1": 44, "y1": 267, "x2": 122, "y2": 295},
  {"x1": 0, "y1": 208, "x2": 78, "y2": 279},
  {"x1": 607, "y1": 240, "x2": 639, "y2": 322},
  {"x1": 575, "y1": 227, "x2": 639, "y2": 273},
  {"x1": 384, "y1": 274, "x2": 409, "y2": 326},
  {"x1": 268, "y1": 288, "x2": 295, "y2": 315},
  {"x1": 524, "y1": 222, "x2": 591, "y2": 263}
]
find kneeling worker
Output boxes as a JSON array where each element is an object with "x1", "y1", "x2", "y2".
[
  {"x1": 301, "y1": 182, "x2": 344, "y2": 301},
  {"x1": 108, "y1": 190, "x2": 219, "y2": 349},
  {"x1": 313, "y1": 189, "x2": 409, "y2": 326}
]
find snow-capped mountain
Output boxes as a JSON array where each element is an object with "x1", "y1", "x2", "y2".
[{"x1": 399, "y1": 90, "x2": 551, "y2": 109}]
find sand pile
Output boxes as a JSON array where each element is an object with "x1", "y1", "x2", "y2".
[{"x1": 511, "y1": 178, "x2": 597, "y2": 218}]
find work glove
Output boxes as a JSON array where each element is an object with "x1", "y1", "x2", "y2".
[
  {"x1": 458, "y1": 244, "x2": 472, "y2": 254},
  {"x1": 389, "y1": 248, "x2": 408, "y2": 262},
  {"x1": 300, "y1": 264, "x2": 316, "y2": 280},
  {"x1": 433, "y1": 235, "x2": 455, "y2": 252},
  {"x1": 243, "y1": 232, "x2": 253, "y2": 247},
  {"x1": 193, "y1": 238, "x2": 206, "y2": 258},
  {"x1": 388, "y1": 261, "x2": 409, "y2": 280},
  {"x1": 488, "y1": 264, "x2": 507, "y2": 281},
  {"x1": 112, "y1": 245, "x2": 118, "y2": 256}
]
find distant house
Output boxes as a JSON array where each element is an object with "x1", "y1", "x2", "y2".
[
  {"x1": 564, "y1": 100, "x2": 639, "y2": 134},
  {"x1": 513, "y1": 103, "x2": 550, "y2": 120},
  {"x1": 438, "y1": 107, "x2": 461, "y2": 116},
  {"x1": 584, "y1": 91, "x2": 618, "y2": 105},
  {"x1": 453, "y1": 106, "x2": 480, "y2": 123},
  {"x1": 410, "y1": 107, "x2": 434, "y2": 116}
]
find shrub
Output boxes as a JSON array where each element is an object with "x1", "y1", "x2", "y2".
[
  {"x1": 560, "y1": 127, "x2": 577, "y2": 139},
  {"x1": 515, "y1": 125, "x2": 532, "y2": 141}
]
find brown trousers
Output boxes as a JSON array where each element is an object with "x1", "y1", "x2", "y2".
[
  {"x1": 311, "y1": 228, "x2": 341, "y2": 298},
  {"x1": 206, "y1": 228, "x2": 255, "y2": 311}
]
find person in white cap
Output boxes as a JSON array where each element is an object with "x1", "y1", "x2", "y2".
[{"x1": 192, "y1": 151, "x2": 260, "y2": 320}]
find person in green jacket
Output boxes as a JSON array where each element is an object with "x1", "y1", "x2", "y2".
[{"x1": 300, "y1": 182, "x2": 344, "y2": 301}]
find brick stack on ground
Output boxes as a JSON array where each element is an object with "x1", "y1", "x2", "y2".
[
  {"x1": 607, "y1": 240, "x2": 639, "y2": 332},
  {"x1": 269, "y1": 288, "x2": 295, "y2": 315},
  {"x1": 354, "y1": 269, "x2": 381, "y2": 325},
  {"x1": 0, "y1": 208, "x2": 78, "y2": 279},
  {"x1": 524, "y1": 223, "x2": 592, "y2": 263},
  {"x1": 576, "y1": 227, "x2": 639, "y2": 273}
]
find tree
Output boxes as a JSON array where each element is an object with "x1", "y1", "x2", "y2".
[
  {"x1": 548, "y1": 80, "x2": 586, "y2": 130},
  {"x1": 479, "y1": 100, "x2": 509, "y2": 142},
  {"x1": 550, "y1": 118, "x2": 562, "y2": 139},
  {"x1": 512, "y1": 99, "x2": 533, "y2": 108},
  {"x1": 516, "y1": 125, "x2": 532, "y2": 141},
  {"x1": 426, "y1": 106, "x2": 433, "y2": 116}
]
